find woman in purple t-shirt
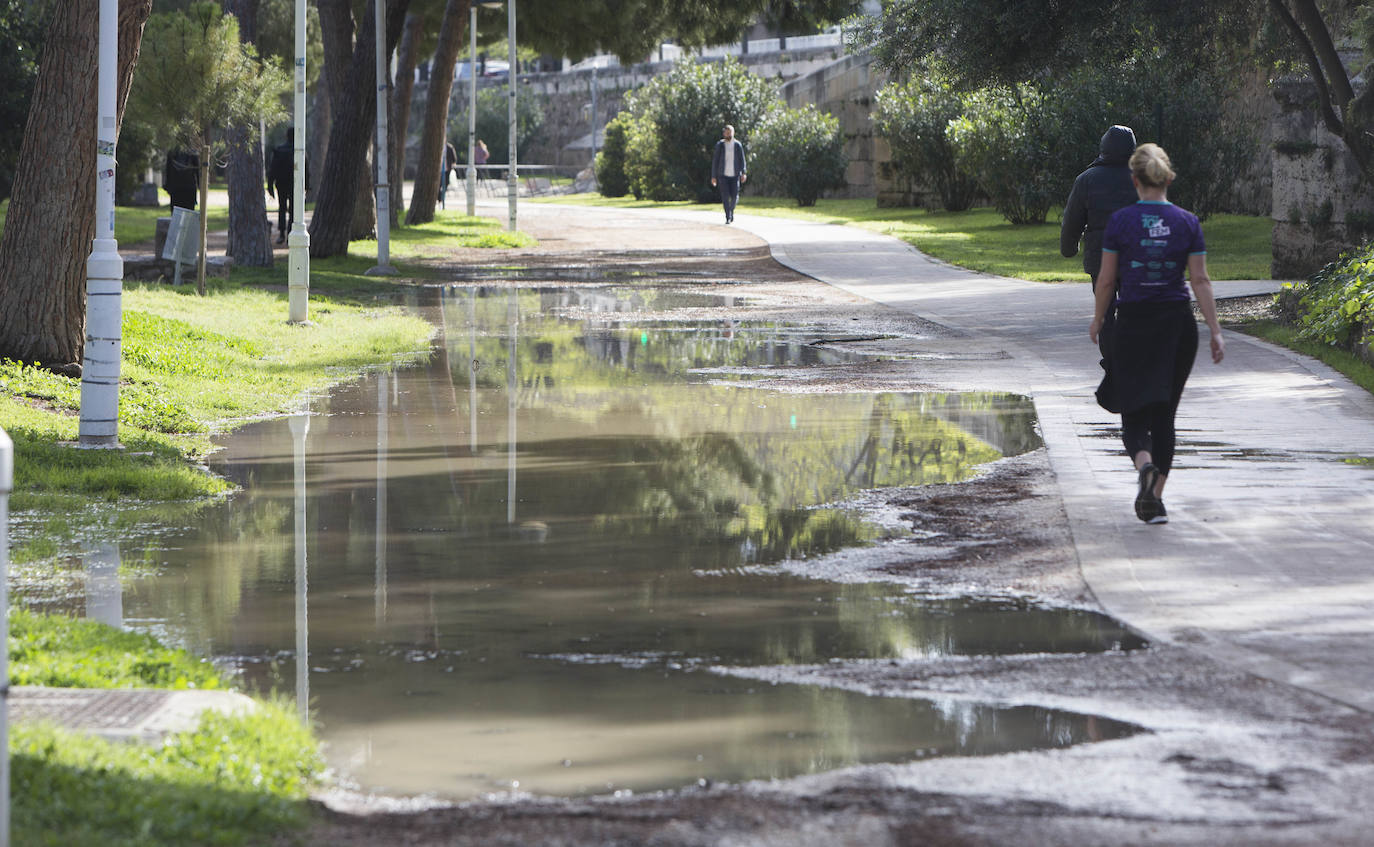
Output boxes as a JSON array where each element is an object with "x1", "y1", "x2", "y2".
[{"x1": 1089, "y1": 144, "x2": 1225, "y2": 524}]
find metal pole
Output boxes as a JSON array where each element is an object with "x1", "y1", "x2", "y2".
[
  {"x1": 367, "y1": 0, "x2": 397, "y2": 275},
  {"x1": 466, "y1": 4, "x2": 477, "y2": 216},
  {"x1": 289, "y1": 413, "x2": 310, "y2": 724},
  {"x1": 506, "y1": 0, "x2": 517, "y2": 231},
  {"x1": 78, "y1": 0, "x2": 123, "y2": 448},
  {"x1": 288, "y1": 0, "x2": 311, "y2": 322},
  {"x1": 590, "y1": 66, "x2": 598, "y2": 164},
  {"x1": 1, "y1": 427, "x2": 12, "y2": 847}
]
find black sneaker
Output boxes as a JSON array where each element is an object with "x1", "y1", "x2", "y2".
[
  {"x1": 1134, "y1": 463, "x2": 1161, "y2": 523},
  {"x1": 1148, "y1": 501, "x2": 1169, "y2": 524}
]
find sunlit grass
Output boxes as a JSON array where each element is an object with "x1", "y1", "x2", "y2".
[{"x1": 534, "y1": 193, "x2": 1274, "y2": 281}]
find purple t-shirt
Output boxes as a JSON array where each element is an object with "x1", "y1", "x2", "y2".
[{"x1": 1101, "y1": 201, "x2": 1205, "y2": 303}]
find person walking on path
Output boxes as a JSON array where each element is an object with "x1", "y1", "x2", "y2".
[
  {"x1": 711, "y1": 125, "x2": 747, "y2": 224},
  {"x1": 266, "y1": 128, "x2": 297, "y2": 244},
  {"x1": 474, "y1": 139, "x2": 489, "y2": 181},
  {"x1": 1063, "y1": 126, "x2": 1139, "y2": 391},
  {"x1": 1061, "y1": 125, "x2": 1139, "y2": 291},
  {"x1": 439, "y1": 140, "x2": 458, "y2": 209},
  {"x1": 1089, "y1": 143, "x2": 1225, "y2": 525}
]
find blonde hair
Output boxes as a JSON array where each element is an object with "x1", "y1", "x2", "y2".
[{"x1": 1130, "y1": 143, "x2": 1175, "y2": 188}]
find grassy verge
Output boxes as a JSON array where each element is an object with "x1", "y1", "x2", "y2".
[
  {"x1": 10, "y1": 610, "x2": 322, "y2": 847},
  {"x1": 532, "y1": 193, "x2": 1273, "y2": 281},
  {"x1": 1233, "y1": 319, "x2": 1374, "y2": 394}
]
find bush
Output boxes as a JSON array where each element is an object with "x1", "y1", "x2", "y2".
[
  {"x1": 1042, "y1": 64, "x2": 1254, "y2": 221},
  {"x1": 595, "y1": 114, "x2": 630, "y2": 197},
  {"x1": 617, "y1": 58, "x2": 779, "y2": 202},
  {"x1": 874, "y1": 75, "x2": 977, "y2": 211},
  {"x1": 947, "y1": 85, "x2": 1059, "y2": 224},
  {"x1": 750, "y1": 105, "x2": 847, "y2": 206},
  {"x1": 1288, "y1": 242, "x2": 1374, "y2": 349}
]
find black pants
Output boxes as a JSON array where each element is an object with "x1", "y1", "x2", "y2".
[
  {"x1": 718, "y1": 175, "x2": 740, "y2": 219},
  {"x1": 1116, "y1": 304, "x2": 1198, "y2": 476},
  {"x1": 272, "y1": 181, "x2": 292, "y2": 237}
]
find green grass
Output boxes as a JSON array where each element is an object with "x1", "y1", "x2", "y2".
[
  {"x1": 10, "y1": 609, "x2": 324, "y2": 846},
  {"x1": 533, "y1": 193, "x2": 1274, "y2": 281},
  {"x1": 1235, "y1": 319, "x2": 1374, "y2": 394}
]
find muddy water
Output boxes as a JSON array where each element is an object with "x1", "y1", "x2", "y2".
[{"x1": 113, "y1": 285, "x2": 1142, "y2": 799}]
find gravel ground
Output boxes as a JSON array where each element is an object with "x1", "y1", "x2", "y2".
[{"x1": 284, "y1": 215, "x2": 1373, "y2": 846}]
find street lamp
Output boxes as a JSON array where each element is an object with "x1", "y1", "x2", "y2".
[
  {"x1": 466, "y1": 1, "x2": 516, "y2": 230},
  {"x1": 367, "y1": 0, "x2": 397, "y2": 276},
  {"x1": 78, "y1": 0, "x2": 123, "y2": 448},
  {"x1": 287, "y1": 0, "x2": 310, "y2": 322}
]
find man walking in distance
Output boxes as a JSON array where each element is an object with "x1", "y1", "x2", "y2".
[
  {"x1": 711, "y1": 124, "x2": 747, "y2": 224},
  {"x1": 266, "y1": 128, "x2": 297, "y2": 245}
]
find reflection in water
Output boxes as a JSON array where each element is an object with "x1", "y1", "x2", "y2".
[
  {"x1": 83, "y1": 543, "x2": 122, "y2": 629},
  {"x1": 103, "y1": 285, "x2": 1136, "y2": 800}
]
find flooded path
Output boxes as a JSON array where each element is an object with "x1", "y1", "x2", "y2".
[{"x1": 102, "y1": 284, "x2": 1144, "y2": 799}]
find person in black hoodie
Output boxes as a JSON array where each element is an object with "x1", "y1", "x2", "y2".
[
  {"x1": 1062, "y1": 125, "x2": 1138, "y2": 407},
  {"x1": 1061, "y1": 125, "x2": 1138, "y2": 291}
]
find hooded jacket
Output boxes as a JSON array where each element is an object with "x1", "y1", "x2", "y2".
[{"x1": 1060, "y1": 125, "x2": 1138, "y2": 281}]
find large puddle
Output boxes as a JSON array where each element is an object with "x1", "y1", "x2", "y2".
[{"x1": 87, "y1": 285, "x2": 1143, "y2": 799}]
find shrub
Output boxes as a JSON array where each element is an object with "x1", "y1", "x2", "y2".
[
  {"x1": 595, "y1": 114, "x2": 630, "y2": 197},
  {"x1": 947, "y1": 85, "x2": 1059, "y2": 224},
  {"x1": 873, "y1": 75, "x2": 977, "y2": 211},
  {"x1": 617, "y1": 58, "x2": 779, "y2": 202},
  {"x1": 1042, "y1": 64, "x2": 1255, "y2": 221},
  {"x1": 750, "y1": 105, "x2": 847, "y2": 206},
  {"x1": 1288, "y1": 242, "x2": 1374, "y2": 349}
]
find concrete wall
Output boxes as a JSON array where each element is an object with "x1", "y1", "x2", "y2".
[
  {"x1": 1270, "y1": 75, "x2": 1374, "y2": 278},
  {"x1": 779, "y1": 52, "x2": 888, "y2": 200}
]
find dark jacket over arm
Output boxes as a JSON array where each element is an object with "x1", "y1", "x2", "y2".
[{"x1": 1060, "y1": 125, "x2": 1138, "y2": 278}]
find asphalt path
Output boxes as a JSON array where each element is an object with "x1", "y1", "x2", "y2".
[{"x1": 519, "y1": 199, "x2": 1374, "y2": 716}]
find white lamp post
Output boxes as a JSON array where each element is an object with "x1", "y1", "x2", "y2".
[
  {"x1": 506, "y1": 0, "x2": 517, "y2": 232},
  {"x1": 367, "y1": 0, "x2": 397, "y2": 276},
  {"x1": 465, "y1": 3, "x2": 479, "y2": 216},
  {"x1": 287, "y1": 0, "x2": 310, "y2": 322},
  {"x1": 78, "y1": 0, "x2": 123, "y2": 449}
]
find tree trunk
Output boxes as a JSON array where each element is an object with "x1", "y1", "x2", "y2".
[
  {"x1": 224, "y1": 0, "x2": 273, "y2": 268},
  {"x1": 196, "y1": 140, "x2": 211, "y2": 295},
  {"x1": 406, "y1": 0, "x2": 468, "y2": 225},
  {"x1": 308, "y1": 72, "x2": 331, "y2": 199},
  {"x1": 310, "y1": 0, "x2": 410, "y2": 258},
  {"x1": 0, "y1": 0, "x2": 151, "y2": 370},
  {"x1": 352, "y1": 147, "x2": 376, "y2": 240},
  {"x1": 389, "y1": 11, "x2": 423, "y2": 226}
]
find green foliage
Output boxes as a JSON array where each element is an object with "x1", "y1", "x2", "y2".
[
  {"x1": 873, "y1": 74, "x2": 977, "y2": 211},
  {"x1": 8, "y1": 608, "x2": 225, "y2": 689},
  {"x1": 617, "y1": 58, "x2": 780, "y2": 202},
  {"x1": 128, "y1": 2, "x2": 290, "y2": 154},
  {"x1": 1042, "y1": 63, "x2": 1253, "y2": 221},
  {"x1": 947, "y1": 86, "x2": 1058, "y2": 224},
  {"x1": 749, "y1": 104, "x2": 848, "y2": 206},
  {"x1": 1288, "y1": 242, "x2": 1374, "y2": 349},
  {"x1": 0, "y1": 0, "x2": 44, "y2": 200},
  {"x1": 595, "y1": 113, "x2": 631, "y2": 198},
  {"x1": 462, "y1": 86, "x2": 545, "y2": 167},
  {"x1": 12, "y1": 703, "x2": 321, "y2": 846}
]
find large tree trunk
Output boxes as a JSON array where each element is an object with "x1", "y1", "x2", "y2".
[
  {"x1": 388, "y1": 11, "x2": 423, "y2": 226},
  {"x1": 224, "y1": 0, "x2": 273, "y2": 267},
  {"x1": 310, "y1": 0, "x2": 409, "y2": 258},
  {"x1": 405, "y1": 0, "x2": 468, "y2": 225},
  {"x1": 352, "y1": 148, "x2": 376, "y2": 240},
  {"x1": 0, "y1": 0, "x2": 151, "y2": 371},
  {"x1": 308, "y1": 72, "x2": 330, "y2": 200}
]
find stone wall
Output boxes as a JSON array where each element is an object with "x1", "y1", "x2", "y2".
[
  {"x1": 1271, "y1": 76, "x2": 1374, "y2": 278},
  {"x1": 778, "y1": 52, "x2": 887, "y2": 199}
]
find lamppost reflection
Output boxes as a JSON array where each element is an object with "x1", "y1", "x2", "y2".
[
  {"x1": 288, "y1": 412, "x2": 310, "y2": 724},
  {"x1": 84, "y1": 542, "x2": 123, "y2": 629},
  {"x1": 469, "y1": 288, "x2": 478, "y2": 455},
  {"x1": 375, "y1": 371, "x2": 389, "y2": 627},
  {"x1": 507, "y1": 288, "x2": 518, "y2": 524}
]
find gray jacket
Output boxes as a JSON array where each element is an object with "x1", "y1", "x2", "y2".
[{"x1": 1060, "y1": 125, "x2": 1138, "y2": 280}]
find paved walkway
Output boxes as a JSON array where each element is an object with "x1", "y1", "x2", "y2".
[{"x1": 517, "y1": 200, "x2": 1374, "y2": 714}]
